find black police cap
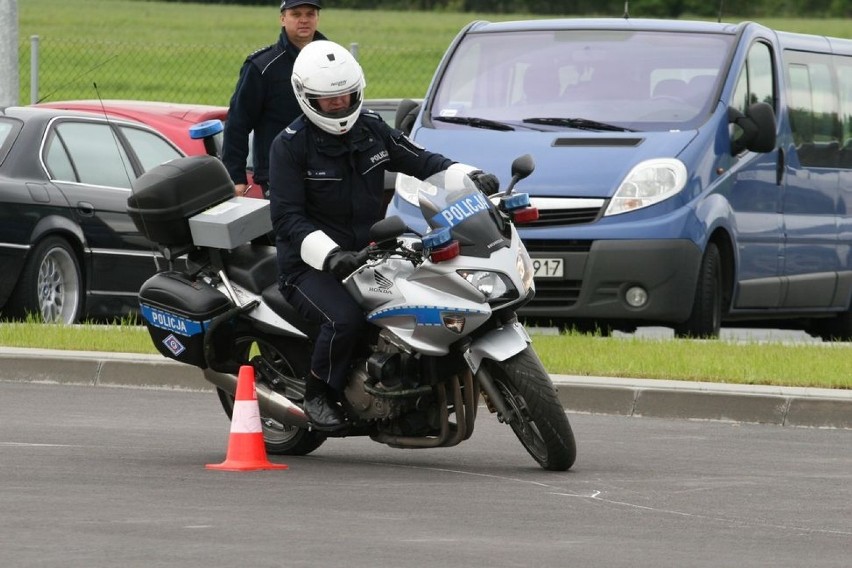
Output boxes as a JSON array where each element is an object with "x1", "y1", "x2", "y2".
[{"x1": 280, "y1": 0, "x2": 322, "y2": 11}]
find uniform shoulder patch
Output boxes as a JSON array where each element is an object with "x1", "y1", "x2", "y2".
[
  {"x1": 280, "y1": 115, "x2": 307, "y2": 140},
  {"x1": 361, "y1": 109, "x2": 382, "y2": 120},
  {"x1": 246, "y1": 44, "x2": 274, "y2": 60},
  {"x1": 247, "y1": 43, "x2": 281, "y2": 68}
]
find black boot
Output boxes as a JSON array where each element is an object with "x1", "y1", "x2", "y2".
[{"x1": 303, "y1": 375, "x2": 346, "y2": 432}]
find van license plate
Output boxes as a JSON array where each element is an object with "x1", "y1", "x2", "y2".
[{"x1": 532, "y1": 258, "x2": 563, "y2": 278}]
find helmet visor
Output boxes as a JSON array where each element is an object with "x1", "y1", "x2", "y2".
[{"x1": 306, "y1": 86, "x2": 362, "y2": 120}]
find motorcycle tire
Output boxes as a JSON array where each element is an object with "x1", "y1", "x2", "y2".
[
  {"x1": 216, "y1": 332, "x2": 326, "y2": 456},
  {"x1": 484, "y1": 346, "x2": 576, "y2": 471}
]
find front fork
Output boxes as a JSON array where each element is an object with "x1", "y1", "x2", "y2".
[{"x1": 463, "y1": 320, "x2": 531, "y2": 423}]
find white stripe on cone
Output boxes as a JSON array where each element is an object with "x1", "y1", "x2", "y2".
[{"x1": 231, "y1": 400, "x2": 263, "y2": 434}]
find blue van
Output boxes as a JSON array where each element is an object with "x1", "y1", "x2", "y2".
[{"x1": 387, "y1": 18, "x2": 852, "y2": 340}]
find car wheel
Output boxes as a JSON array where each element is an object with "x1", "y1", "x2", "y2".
[{"x1": 8, "y1": 236, "x2": 83, "y2": 324}]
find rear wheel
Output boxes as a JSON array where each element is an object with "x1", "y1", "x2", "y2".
[
  {"x1": 808, "y1": 308, "x2": 852, "y2": 342},
  {"x1": 483, "y1": 347, "x2": 576, "y2": 471},
  {"x1": 217, "y1": 333, "x2": 325, "y2": 455},
  {"x1": 7, "y1": 236, "x2": 83, "y2": 324},
  {"x1": 675, "y1": 242, "x2": 722, "y2": 339}
]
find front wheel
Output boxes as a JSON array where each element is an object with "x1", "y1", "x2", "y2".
[
  {"x1": 483, "y1": 347, "x2": 576, "y2": 471},
  {"x1": 217, "y1": 333, "x2": 325, "y2": 456},
  {"x1": 674, "y1": 242, "x2": 722, "y2": 339}
]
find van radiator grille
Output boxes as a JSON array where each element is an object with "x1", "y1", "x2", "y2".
[
  {"x1": 523, "y1": 240, "x2": 593, "y2": 253},
  {"x1": 525, "y1": 206, "x2": 603, "y2": 227}
]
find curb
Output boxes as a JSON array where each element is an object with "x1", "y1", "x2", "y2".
[
  {"x1": 552, "y1": 375, "x2": 852, "y2": 429},
  {"x1": 2, "y1": 347, "x2": 850, "y2": 429}
]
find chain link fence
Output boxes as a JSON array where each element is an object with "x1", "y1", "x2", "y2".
[{"x1": 17, "y1": 36, "x2": 441, "y2": 106}]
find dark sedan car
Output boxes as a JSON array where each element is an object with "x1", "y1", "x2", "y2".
[{"x1": 0, "y1": 106, "x2": 188, "y2": 324}]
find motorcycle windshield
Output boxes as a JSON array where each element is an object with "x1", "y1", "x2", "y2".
[{"x1": 416, "y1": 169, "x2": 509, "y2": 257}]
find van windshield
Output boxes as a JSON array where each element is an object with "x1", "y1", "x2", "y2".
[{"x1": 430, "y1": 29, "x2": 735, "y2": 132}]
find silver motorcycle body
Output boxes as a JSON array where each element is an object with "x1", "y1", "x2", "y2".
[{"x1": 132, "y1": 154, "x2": 576, "y2": 471}]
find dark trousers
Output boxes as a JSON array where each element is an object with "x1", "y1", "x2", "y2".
[{"x1": 282, "y1": 269, "x2": 365, "y2": 392}]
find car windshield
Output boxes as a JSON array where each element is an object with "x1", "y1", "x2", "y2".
[
  {"x1": 430, "y1": 29, "x2": 735, "y2": 132},
  {"x1": 412, "y1": 169, "x2": 508, "y2": 257}
]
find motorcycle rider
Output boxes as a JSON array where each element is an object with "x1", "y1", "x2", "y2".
[{"x1": 268, "y1": 40, "x2": 499, "y2": 431}]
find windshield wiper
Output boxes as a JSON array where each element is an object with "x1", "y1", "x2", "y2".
[
  {"x1": 433, "y1": 116, "x2": 515, "y2": 131},
  {"x1": 522, "y1": 117, "x2": 634, "y2": 132}
]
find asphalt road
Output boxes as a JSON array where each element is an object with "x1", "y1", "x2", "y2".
[{"x1": 2, "y1": 382, "x2": 850, "y2": 568}]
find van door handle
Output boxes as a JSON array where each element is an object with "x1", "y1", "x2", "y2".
[{"x1": 776, "y1": 148, "x2": 785, "y2": 186}]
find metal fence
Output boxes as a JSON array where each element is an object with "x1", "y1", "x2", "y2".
[{"x1": 17, "y1": 35, "x2": 442, "y2": 106}]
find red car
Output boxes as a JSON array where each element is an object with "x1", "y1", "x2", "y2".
[{"x1": 34, "y1": 100, "x2": 265, "y2": 199}]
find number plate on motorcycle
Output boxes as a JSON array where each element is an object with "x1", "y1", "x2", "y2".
[{"x1": 532, "y1": 258, "x2": 564, "y2": 278}]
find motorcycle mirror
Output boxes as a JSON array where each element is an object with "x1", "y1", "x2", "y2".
[
  {"x1": 504, "y1": 154, "x2": 535, "y2": 195},
  {"x1": 511, "y1": 154, "x2": 535, "y2": 180},
  {"x1": 188, "y1": 120, "x2": 224, "y2": 158},
  {"x1": 369, "y1": 215, "x2": 408, "y2": 243}
]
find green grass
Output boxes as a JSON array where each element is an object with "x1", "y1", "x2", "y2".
[
  {"x1": 0, "y1": 320, "x2": 154, "y2": 355},
  {"x1": 0, "y1": 321, "x2": 848, "y2": 390},
  {"x1": 16, "y1": 0, "x2": 852, "y2": 103},
  {"x1": 532, "y1": 333, "x2": 851, "y2": 389}
]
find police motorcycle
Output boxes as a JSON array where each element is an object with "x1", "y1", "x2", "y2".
[{"x1": 127, "y1": 150, "x2": 576, "y2": 471}]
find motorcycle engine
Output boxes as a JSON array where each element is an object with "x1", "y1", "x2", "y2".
[
  {"x1": 343, "y1": 336, "x2": 425, "y2": 422},
  {"x1": 344, "y1": 366, "x2": 404, "y2": 422}
]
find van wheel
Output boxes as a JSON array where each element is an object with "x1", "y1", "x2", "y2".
[
  {"x1": 808, "y1": 310, "x2": 852, "y2": 342},
  {"x1": 675, "y1": 243, "x2": 722, "y2": 339},
  {"x1": 7, "y1": 236, "x2": 83, "y2": 324}
]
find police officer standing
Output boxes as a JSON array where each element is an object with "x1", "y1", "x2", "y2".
[
  {"x1": 222, "y1": 0, "x2": 327, "y2": 198},
  {"x1": 268, "y1": 41, "x2": 499, "y2": 431}
]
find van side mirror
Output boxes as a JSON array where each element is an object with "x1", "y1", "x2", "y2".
[
  {"x1": 394, "y1": 99, "x2": 421, "y2": 135},
  {"x1": 728, "y1": 102, "x2": 776, "y2": 155}
]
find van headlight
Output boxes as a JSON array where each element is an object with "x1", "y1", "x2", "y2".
[{"x1": 604, "y1": 158, "x2": 687, "y2": 216}]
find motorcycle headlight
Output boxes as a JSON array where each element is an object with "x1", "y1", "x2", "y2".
[
  {"x1": 604, "y1": 158, "x2": 687, "y2": 216},
  {"x1": 517, "y1": 251, "x2": 534, "y2": 293},
  {"x1": 457, "y1": 270, "x2": 518, "y2": 302}
]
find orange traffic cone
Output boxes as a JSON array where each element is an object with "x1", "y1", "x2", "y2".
[{"x1": 206, "y1": 365, "x2": 288, "y2": 471}]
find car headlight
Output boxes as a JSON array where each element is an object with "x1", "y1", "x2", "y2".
[
  {"x1": 604, "y1": 158, "x2": 687, "y2": 216},
  {"x1": 457, "y1": 270, "x2": 518, "y2": 302}
]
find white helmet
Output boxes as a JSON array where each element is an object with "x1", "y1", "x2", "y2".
[{"x1": 291, "y1": 40, "x2": 366, "y2": 135}]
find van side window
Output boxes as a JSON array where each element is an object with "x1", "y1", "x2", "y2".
[
  {"x1": 834, "y1": 56, "x2": 852, "y2": 167},
  {"x1": 785, "y1": 50, "x2": 841, "y2": 167},
  {"x1": 731, "y1": 42, "x2": 776, "y2": 149}
]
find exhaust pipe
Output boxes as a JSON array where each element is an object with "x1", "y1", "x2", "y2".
[{"x1": 203, "y1": 369, "x2": 309, "y2": 429}]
